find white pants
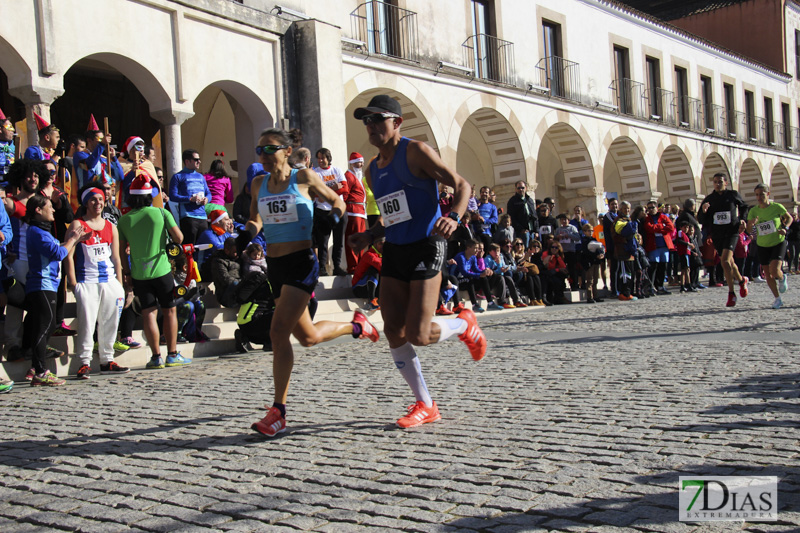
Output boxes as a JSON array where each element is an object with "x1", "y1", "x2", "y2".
[
  {"x1": 4, "y1": 259, "x2": 29, "y2": 351},
  {"x1": 74, "y1": 279, "x2": 124, "y2": 365}
]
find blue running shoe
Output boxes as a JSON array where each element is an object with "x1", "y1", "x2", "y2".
[
  {"x1": 165, "y1": 353, "x2": 191, "y2": 367},
  {"x1": 472, "y1": 306, "x2": 485, "y2": 313},
  {"x1": 146, "y1": 356, "x2": 164, "y2": 369},
  {"x1": 487, "y1": 302, "x2": 502, "y2": 311},
  {"x1": 779, "y1": 275, "x2": 788, "y2": 294}
]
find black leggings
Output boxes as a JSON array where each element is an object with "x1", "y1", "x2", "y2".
[
  {"x1": 22, "y1": 290, "x2": 57, "y2": 374},
  {"x1": 458, "y1": 276, "x2": 494, "y2": 306},
  {"x1": 119, "y1": 306, "x2": 136, "y2": 338}
]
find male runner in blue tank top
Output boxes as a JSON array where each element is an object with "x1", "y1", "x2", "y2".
[{"x1": 349, "y1": 94, "x2": 487, "y2": 429}]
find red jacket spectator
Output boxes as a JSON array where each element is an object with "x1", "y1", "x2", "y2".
[
  {"x1": 642, "y1": 212, "x2": 675, "y2": 252},
  {"x1": 351, "y1": 245, "x2": 382, "y2": 287}
]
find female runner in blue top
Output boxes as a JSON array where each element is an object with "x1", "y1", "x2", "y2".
[{"x1": 243, "y1": 128, "x2": 379, "y2": 438}]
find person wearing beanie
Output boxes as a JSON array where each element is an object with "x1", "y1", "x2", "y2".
[
  {"x1": 23, "y1": 112, "x2": 60, "y2": 162},
  {"x1": 342, "y1": 151, "x2": 368, "y2": 273},
  {"x1": 196, "y1": 208, "x2": 234, "y2": 269},
  {"x1": 65, "y1": 187, "x2": 129, "y2": 380},
  {"x1": 118, "y1": 173, "x2": 190, "y2": 369}
]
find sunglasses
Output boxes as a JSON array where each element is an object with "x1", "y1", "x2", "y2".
[
  {"x1": 192, "y1": 157, "x2": 201, "y2": 162},
  {"x1": 255, "y1": 144, "x2": 288, "y2": 156},
  {"x1": 514, "y1": 242, "x2": 523, "y2": 245},
  {"x1": 516, "y1": 187, "x2": 525, "y2": 190},
  {"x1": 550, "y1": 246, "x2": 559, "y2": 249},
  {"x1": 361, "y1": 113, "x2": 399, "y2": 126}
]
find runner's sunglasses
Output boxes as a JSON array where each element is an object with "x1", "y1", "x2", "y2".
[
  {"x1": 255, "y1": 144, "x2": 288, "y2": 156},
  {"x1": 361, "y1": 112, "x2": 400, "y2": 126}
]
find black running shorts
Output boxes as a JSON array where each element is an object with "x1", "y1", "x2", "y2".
[
  {"x1": 133, "y1": 272, "x2": 176, "y2": 310},
  {"x1": 382, "y1": 235, "x2": 446, "y2": 282},
  {"x1": 266, "y1": 248, "x2": 319, "y2": 298}
]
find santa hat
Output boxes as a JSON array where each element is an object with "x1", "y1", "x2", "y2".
[
  {"x1": 349, "y1": 152, "x2": 364, "y2": 165},
  {"x1": 34, "y1": 112, "x2": 50, "y2": 132},
  {"x1": 209, "y1": 209, "x2": 228, "y2": 226},
  {"x1": 81, "y1": 187, "x2": 105, "y2": 205},
  {"x1": 129, "y1": 174, "x2": 153, "y2": 195},
  {"x1": 125, "y1": 136, "x2": 144, "y2": 153},
  {"x1": 86, "y1": 114, "x2": 100, "y2": 133}
]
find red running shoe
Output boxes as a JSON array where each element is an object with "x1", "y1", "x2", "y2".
[
  {"x1": 457, "y1": 309, "x2": 487, "y2": 361},
  {"x1": 726, "y1": 292, "x2": 737, "y2": 307},
  {"x1": 251, "y1": 406, "x2": 286, "y2": 437},
  {"x1": 352, "y1": 309, "x2": 379, "y2": 342},
  {"x1": 452, "y1": 302, "x2": 466, "y2": 314},
  {"x1": 739, "y1": 277, "x2": 749, "y2": 298},
  {"x1": 435, "y1": 304, "x2": 454, "y2": 316},
  {"x1": 396, "y1": 400, "x2": 441, "y2": 429}
]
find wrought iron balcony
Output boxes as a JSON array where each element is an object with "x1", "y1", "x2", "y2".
[
  {"x1": 609, "y1": 78, "x2": 645, "y2": 118},
  {"x1": 643, "y1": 87, "x2": 676, "y2": 125},
  {"x1": 534, "y1": 56, "x2": 581, "y2": 103},
  {"x1": 675, "y1": 96, "x2": 703, "y2": 131},
  {"x1": 702, "y1": 104, "x2": 726, "y2": 136},
  {"x1": 350, "y1": 1, "x2": 419, "y2": 62},
  {"x1": 463, "y1": 33, "x2": 515, "y2": 85}
]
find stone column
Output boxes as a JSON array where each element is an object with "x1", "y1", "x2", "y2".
[
  {"x1": 7, "y1": 84, "x2": 63, "y2": 151},
  {"x1": 152, "y1": 109, "x2": 194, "y2": 180}
]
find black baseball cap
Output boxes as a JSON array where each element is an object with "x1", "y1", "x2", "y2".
[{"x1": 353, "y1": 95, "x2": 403, "y2": 119}]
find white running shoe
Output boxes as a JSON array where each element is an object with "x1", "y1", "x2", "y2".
[
  {"x1": 778, "y1": 275, "x2": 788, "y2": 294},
  {"x1": 773, "y1": 297, "x2": 783, "y2": 309}
]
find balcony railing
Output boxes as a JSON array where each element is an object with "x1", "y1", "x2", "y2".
[
  {"x1": 463, "y1": 33, "x2": 515, "y2": 85},
  {"x1": 728, "y1": 110, "x2": 746, "y2": 140},
  {"x1": 704, "y1": 104, "x2": 726, "y2": 135},
  {"x1": 534, "y1": 56, "x2": 581, "y2": 103},
  {"x1": 770, "y1": 121, "x2": 786, "y2": 150},
  {"x1": 350, "y1": 1, "x2": 419, "y2": 62},
  {"x1": 675, "y1": 96, "x2": 703, "y2": 131},
  {"x1": 610, "y1": 78, "x2": 645, "y2": 118},
  {"x1": 751, "y1": 116, "x2": 766, "y2": 144},
  {"x1": 644, "y1": 87, "x2": 676, "y2": 125},
  {"x1": 791, "y1": 127, "x2": 800, "y2": 151}
]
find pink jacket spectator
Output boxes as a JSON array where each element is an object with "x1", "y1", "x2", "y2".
[
  {"x1": 205, "y1": 173, "x2": 234, "y2": 206},
  {"x1": 734, "y1": 231, "x2": 751, "y2": 259}
]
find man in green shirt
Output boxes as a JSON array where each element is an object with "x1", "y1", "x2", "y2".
[
  {"x1": 119, "y1": 173, "x2": 190, "y2": 368},
  {"x1": 746, "y1": 183, "x2": 790, "y2": 309}
]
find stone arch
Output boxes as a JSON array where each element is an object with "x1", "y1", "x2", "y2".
[
  {"x1": 343, "y1": 73, "x2": 446, "y2": 159},
  {"x1": 656, "y1": 145, "x2": 695, "y2": 204},
  {"x1": 700, "y1": 152, "x2": 730, "y2": 196},
  {"x1": 739, "y1": 158, "x2": 762, "y2": 204},
  {"x1": 535, "y1": 120, "x2": 597, "y2": 217},
  {"x1": 345, "y1": 87, "x2": 441, "y2": 171},
  {"x1": 182, "y1": 80, "x2": 273, "y2": 194},
  {"x1": 0, "y1": 35, "x2": 32, "y2": 90},
  {"x1": 74, "y1": 53, "x2": 171, "y2": 112},
  {"x1": 770, "y1": 162, "x2": 793, "y2": 206},
  {"x1": 602, "y1": 136, "x2": 650, "y2": 204}
]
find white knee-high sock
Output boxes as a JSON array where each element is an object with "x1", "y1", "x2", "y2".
[
  {"x1": 431, "y1": 317, "x2": 468, "y2": 342},
  {"x1": 390, "y1": 342, "x2": 432, "y2": 407}
]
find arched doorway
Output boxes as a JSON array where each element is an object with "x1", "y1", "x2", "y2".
[
  {"x1": 182, "y1": 81, "x2": 273, "y2": 200},
  {"x1": 770, "y1": 163, "x2": 793, "y2": 206},
  {"x1": 700, "y1": 152, "x2": 730, "y2": 196},
  {"x1": 739, "y1": 158, "x2": 762, "y2": 204},
  {"x1": 535, "y1": 122, "x2": 596, "y2": 217},
  {"x1": 656, "y1": 145, "x2": 694, "y2": 205},
  {"x1": 602, "y1": 136, "x2": 650, "y2": 205}
]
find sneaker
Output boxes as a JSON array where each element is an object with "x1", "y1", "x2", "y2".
[
  {"x1": 24, "y1": 368, "x2": 35, "y2": 381},
  {"x1": 586, "y1": 298, "x2": 595, "y2": 303},
  {"x1": 456, "y1": 308, "x2": 487, "y2": 361},
  {"x1": 695, "y1": 283, "x2": 707, "y2": 289},
  {"x1": 712, "y1": 282, "x2": 725, "y2": 287},
  {"x1": 77, "y1": 364, "x2": 91, "y2": 380},
  {"x1": 501, "y1": 303, "x2": 515, "y2": 309},
  {"x1": 487, "y1": 302, "x2": 502, "y2": 311},
  {"x1": 0, "y1": 380, "x2": 13, "y2": 393},
  {"x1": 113, "y1": 340, "x2": 130, "y2": 352},
  {"x1": 753, "y1": 277, "x2": 766, "y2": 283},
  {"x1": 618, "y1": 294, "x2": 633, "y2": 301},
  {"x1": 739, "y1": 277, "x2": 749, "y2": 298},
  {"x1": 533, "y1": 299, "x2": 546, "y2": 306},
  {"x1": 773, "y1": 297, "x2": 783, "y2": 309},
  {"x1": 165, "y1": 353, "x2": 192, "y2": 367},
  {"x1": 435, "y1": 304, "x2": 454, "y2": 316},
  {"x1": 120, "y1": 337, "x2": 142, "y2": 349},
  {"x1": 779, "y1": 275, "x2": 788, "y2": 294},
  {"x1": 234, "y1": 329, "x2": 250, "y2": 354},
  {"x1": 46, "y1": 346, "x2": 65, "y2": 359},
  {"x1": 396, "y1": 400, "x2": 441, "y2": 429},
  {"x1": 726, "y1": 292, "x2": 737, "y2": 307},
  {"x1": 251, "y1": 406, "x2": 286, "y2": 437},
  {"x1": 472, "y1": 306, "x2": 485, "y2": 313},
  {"x1": 352, "y1": 309, "x2": 379, "y2": 342},
  {"x1": 515, "y1": 302, "x2": 527, "y2": 308},
  {"x1": 52, "y1": 321, "x2": 77, "y2": 337},
  {"x1": 176, "y1": 335, "x2": 189, "y2": 344},
  {"x1": 31, "y1": 370, "x2": 65, "y2": 387},
  {"x1": 452, "y1": 303, "x2": 466, "y2": 314},
  {"x1": 368, "y1": 298, "x2": 381, "y2": 310},
  {"x1": 100, "y1": 361, "x2": 130, "y2": 374},
  {"x1": 146, "y1": 356, "x2": 164, "y2": 369}
]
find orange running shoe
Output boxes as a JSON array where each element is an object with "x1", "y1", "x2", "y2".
[
  {"x1": 435, "y1": 304, "x2": 454, "y2": 316},
  {"x1": 501, "y1": 303, "x2": 515, "y2": 309},
  {"x1": 739, "y1": 277, "x2": 749, "y2": 298},
  {"x1": 396, "y1": 400, "x2": 441, "y2": 429},
  {"x1": 352, "y1": 309, "x2": 380, "y2": 342},
  {"x1": 457, "y1": 308, "x2": 487, "y2": 361},
  {"x1": 452, "y1": 302, "x2": 466, "y2": 314},
  {"x1": 251, "y1": 406, "x2": 286, "y2": 437},
  {"x1": 726, "y1": 292, "x2": 737, "y2": 307}
]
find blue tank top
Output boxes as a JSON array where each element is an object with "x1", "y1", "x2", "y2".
[
  {"x1": 369, "y1": 137, "x2": 441, "y2": 245},
  {"x1": 258, "y1": 168, "x2": 314, "y2": 244}
]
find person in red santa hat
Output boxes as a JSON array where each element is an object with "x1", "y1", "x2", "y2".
[
  {"x1": 343, "y1": 151, "x2": 368, "y2": 273},
  {"x1": 23, "y1": 112, "x2": 60, "y2": 162}
]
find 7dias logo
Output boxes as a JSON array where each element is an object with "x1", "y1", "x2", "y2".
[{"x1": 679, "y1": 476, "x2": 777, "y2": 521}]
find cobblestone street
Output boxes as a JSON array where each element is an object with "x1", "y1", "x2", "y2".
[{"x1": 0, "y1": 285, "x2": 798, "y2": 532}]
